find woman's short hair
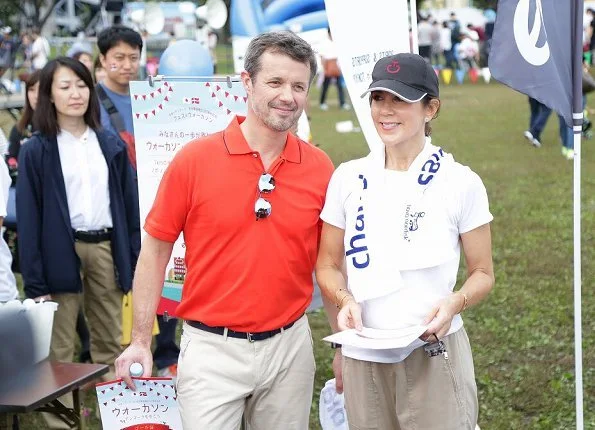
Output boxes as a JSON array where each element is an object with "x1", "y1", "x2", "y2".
[
  {"x1": 16, "y1": 70, "x2": 41, "y2": 134},
  {"x1": 34, "y1": 57, "x2": 101, "y2": 137},
  {"x1": 422, "y1": 96, "x2": 441, "y2": 137}
]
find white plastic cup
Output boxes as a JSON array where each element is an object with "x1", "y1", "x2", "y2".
[{"x1": 27, "y1": 301, "x2": 59, "y2": 363}]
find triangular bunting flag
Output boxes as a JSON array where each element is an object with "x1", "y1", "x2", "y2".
[
  {"x1": 216, "y1": 85, "x2": 221, "y2": 91},
  {"x1": 212, "y1": 92, "x2": 216, "y2": 97},
  {"x1": 205, "y1": 82, "x2": 210, "y2": 87},
  {"x1": 164, "y1": 96, "x2": 169, "y2": 102},
  {"x1": 441, "y1": 68, "x2": 453, "y2": 85},
  {"x1": 164, "y1": 82, "x2": 169, "y2": 86},
  {"x1": 135, "y1": 113, "x2": 140, "y2": 119},
  {"x1": 157, "y1": 88, "x2": 162, "y2": 93},
  {"x1": 150, "y1": 92, "x2": 154, "y2": 98},
  {"x1": 218, "y1": 101, "x2": 223, "y2": 107},
  {"x1": 468, "y1": 68, "x2": 479, "y2": 84},
  {"x1": 169, "y1": 86, "x2": 173, "y2": 92},
  {"x1": 481, "y1": 67, "x2": 491, "y2": 84},
  {"x1": 455, "y1": 69, "x2": 465, "y2": 84},
  {"x1": 234, "y1": 95, "x2": 238, "y2": 101},
  {"x1": 144, "y1": 113, "x2": 148, "y2": 119},
  {"x1": 158, "y1": 104, "x2": 163, "y2": 110},
  {"x1": 142, "y1": 95, "x2": 147, "y2": 100},
  {"x1": 227, "y1": 109, "x2": 231, "y2": 115},
  {"x1": 152, "y1": 110, "x2": 155, "y2": 115},
  {"x1": 134, "y1": 95, "x2": 138, "y2": 100},
  {"x1": 243, "y1": 97, "x2": 247, "y2": 103}
]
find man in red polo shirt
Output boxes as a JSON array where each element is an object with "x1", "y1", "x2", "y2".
[{"x1": 116, "y1": 31, "x2": 334, "y2": 428}]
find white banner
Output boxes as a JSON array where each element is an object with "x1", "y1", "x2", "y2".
[
  {"x1": 324, "y1": 0, "x2": 411, "y2": 152},
  {"x1": 131, "y1": 78, "x2": 248, "y2": 315}
]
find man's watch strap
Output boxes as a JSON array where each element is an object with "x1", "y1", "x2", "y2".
[{"x1": 330, "y1": 342, "x2": 342, "y2": 349}]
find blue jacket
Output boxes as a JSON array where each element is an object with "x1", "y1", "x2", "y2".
[{"x1": 16, "y1": 129, "x2": 140, "y2": 298}]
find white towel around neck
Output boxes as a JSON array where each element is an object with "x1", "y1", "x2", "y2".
[{"x1": 344, "y1": 138, "x2": 459, "y2": 303}]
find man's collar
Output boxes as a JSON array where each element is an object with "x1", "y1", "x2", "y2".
[{"x1": 223, "y1": 116, "x2": 302, "y2": 163}]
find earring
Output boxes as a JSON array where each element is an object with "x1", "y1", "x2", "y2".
[{"x1": 425, "y1": 117, "x2": 430, "y2": 123}]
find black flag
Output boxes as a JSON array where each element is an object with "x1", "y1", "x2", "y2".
[{"x1": 489, "y1": 0, "x2": 575, "y2": 127}]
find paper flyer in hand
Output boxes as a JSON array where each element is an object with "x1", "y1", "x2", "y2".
[
  {"x1": 96, "y1": 378, "x2": 182, "y2": 430},
  {"x1": 323, "y1": 325, "x2": 427, "y2": 350}
]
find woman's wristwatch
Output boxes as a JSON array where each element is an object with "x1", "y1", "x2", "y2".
[{"x1": 330, "y1": 342, "x2": 342, "y2": 349}]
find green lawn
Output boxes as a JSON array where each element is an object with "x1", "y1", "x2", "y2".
[{"x1": 4, "y1": 74, "x2": 594, "y2": 429}]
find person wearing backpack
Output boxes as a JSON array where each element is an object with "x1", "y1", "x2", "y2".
[{"x1": 96, "y1": 25, "x2": 141, "y2": 169}]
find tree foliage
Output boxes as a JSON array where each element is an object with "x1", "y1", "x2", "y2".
[{"x1": 0, "y1": 0, "x2": 60, "y2": 31}]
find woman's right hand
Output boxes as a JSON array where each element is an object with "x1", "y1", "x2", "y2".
[{"x1": 337, "y1": 299, "x2": 363, "y2": 331}]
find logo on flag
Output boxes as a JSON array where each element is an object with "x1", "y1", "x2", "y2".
[{"x1": 513, "y1": 0, "x2": 550, "y2": 66}]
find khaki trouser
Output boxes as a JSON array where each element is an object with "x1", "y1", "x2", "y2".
[
  {"x1": 177, "y1": 314, "x2": 316, "y2": 430},
  {"x1": 43, "y1": 240, "x2": 123, "y2": 429},
  {"x1": 343, "y1": 327, "x2": 478, "y2": 430}
]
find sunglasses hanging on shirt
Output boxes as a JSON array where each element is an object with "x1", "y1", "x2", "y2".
[{"x1": 255, "y1": 173, "x2": 275, "y2": 220}]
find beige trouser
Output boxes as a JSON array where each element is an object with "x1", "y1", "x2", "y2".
[
  {"x1": 343, "y1": 328, "x2": 478, "y2": 430},
  {"x1": 43, "y1": 240, "x2": 123, "y2": 429},
  {"x1": 177, "y1": 314, "x2": 316, "y2": 430}
]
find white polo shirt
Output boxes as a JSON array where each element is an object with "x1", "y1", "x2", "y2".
[
  {"x1": 321, "y1": 151, "x2": 493, "y2": 363},
  {"x1": 0, "y1": 161, "x2": 17, "y2": 302},
  {"x1": 57, "y1": 127, "x2": 112, "y2": 231}
]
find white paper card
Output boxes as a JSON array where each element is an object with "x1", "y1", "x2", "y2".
[{"x1": 323, "y1": 325, "x2": 427, "y2": 350}]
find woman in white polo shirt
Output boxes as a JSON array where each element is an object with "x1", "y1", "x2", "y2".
[{"x1": 316, "y1": 53, "x2": 494, "y2": 430}]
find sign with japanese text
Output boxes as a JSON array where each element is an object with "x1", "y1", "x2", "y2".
[
  {"x1": 96, "y1": 378, "x2": 182, "y2": 429},
  {"x1": 131, "y1": 78, "x2": 248, "y2": 316},
  {"x1": 324, "y1": 0, "x2": 410, "y2": 152}
]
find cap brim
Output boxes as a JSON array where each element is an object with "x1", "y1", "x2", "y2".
[{"x1": 360, "y1": 79, "x2": 427, "y2": 103}]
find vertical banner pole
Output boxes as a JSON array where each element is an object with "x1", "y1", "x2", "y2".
[
  {"x1": 410, "y1": 0, "x2": 419, "y2": 54},
  {"x1": 572, "y1": 1, "x2": 584, "y2": 428}
]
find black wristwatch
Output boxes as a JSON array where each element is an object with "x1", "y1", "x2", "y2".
[{"x1": 330, "y1": 342, "x2": 342, "y2": 349}]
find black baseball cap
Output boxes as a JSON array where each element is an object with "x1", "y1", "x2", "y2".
[{"x1": 361, "y1": 53, "x2": 439, "y2": 102}]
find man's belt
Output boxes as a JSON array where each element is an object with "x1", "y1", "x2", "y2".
[
  {"x1": 186, "y1": 316, "x2": 301, "y2": 342},
  {"x1": 73, "y1": 228, "x2": 113, "y2": 243}
]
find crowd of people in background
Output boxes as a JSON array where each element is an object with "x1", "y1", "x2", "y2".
[{"x1": 416, "y1": 11, "x2": 493, "y2": 71}]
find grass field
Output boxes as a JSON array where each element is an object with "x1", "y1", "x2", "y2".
[{"x1": 2, "y1": 72, "x2": 594, "y2": 429}]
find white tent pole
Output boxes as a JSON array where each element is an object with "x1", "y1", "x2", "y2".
[
  {"x1": 409, "y1": 0, "x2": 419, "y2": 54},
  {"x1": 572, "y1": 120, "x2": 583, "y2": 430}
]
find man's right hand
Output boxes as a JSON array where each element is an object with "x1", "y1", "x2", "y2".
[
  {"x1": 115, "y1": 343, "x2": 153, "y2": 390},
  {"x1": 332, "y1": 349, "x2": 344, "y2": 394}
]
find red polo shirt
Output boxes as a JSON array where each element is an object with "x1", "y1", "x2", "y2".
[{"x1": 145, "y1": 116, "x2": 334, "y2": 331}]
